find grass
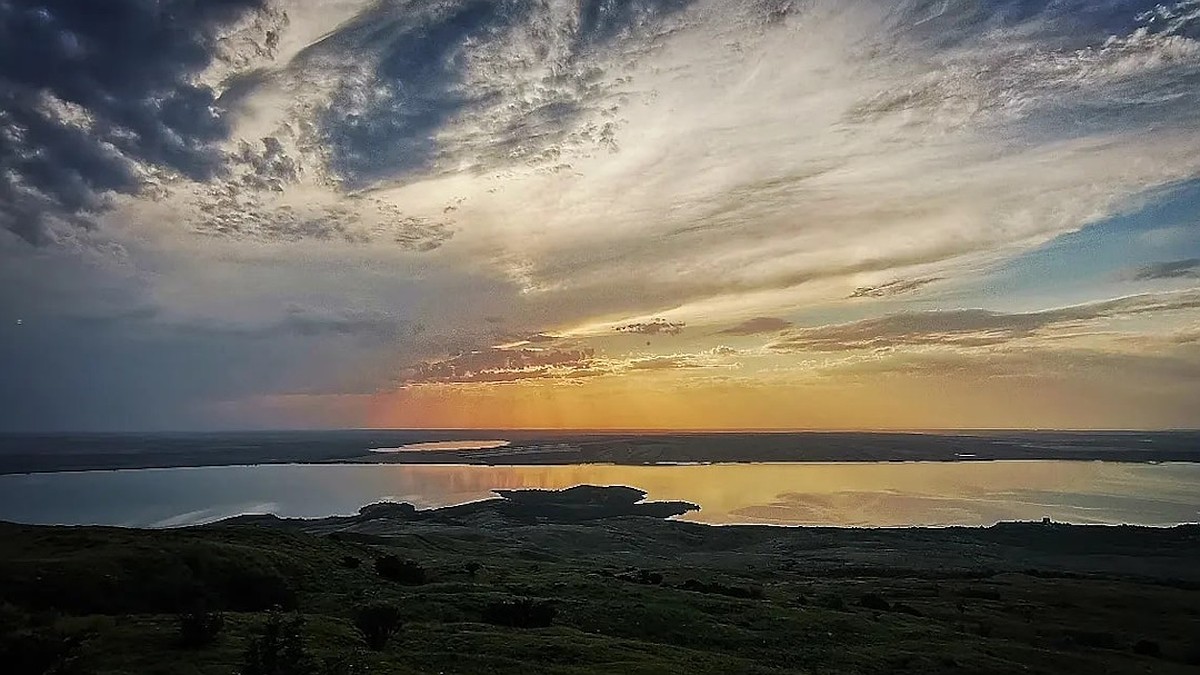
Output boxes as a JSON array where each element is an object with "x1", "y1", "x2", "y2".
[{"x1": 2, "y1": 517, "x2": 1199, "y2": 674}]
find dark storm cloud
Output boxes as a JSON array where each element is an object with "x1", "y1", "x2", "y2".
[
  {"x1": 316, "y1": 0, "x2": 522, "y2": 185},
  {"x1": 1131, "y1": 258, "x2": 1200, "y2": 280},
  {"x1": 0, "y1": 0, "x2": 272, "y2": 244},
  {"x1": 311, "y1": 0, "x2": 698, "y2": 187},
  {"x1": 717, "y1": 316, "x2": 792, "y2": 335}
]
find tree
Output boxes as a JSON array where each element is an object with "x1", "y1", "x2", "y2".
[
  {"x1": 859, "y1": 593, "x2": 891, "y2": 612},
  {"x1": 240, "y1": 612, "x2": 316, "y2": 675},
  {"x1": 176, "y1": 607, "x2": 224, "y2": 649},
  {"x1": 483, "y1": 598, "x2": 556, "y2": 628},
  {"x1": 353, "y1": 603, "x2": 404, "y2": 651},
  {"x1": 373, "y1": 556, "x2": 426, "y2": 585}
]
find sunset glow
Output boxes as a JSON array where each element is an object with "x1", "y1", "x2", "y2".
[{"x1": 4, "y1": 0, "x2": 1200, "y2": 430}]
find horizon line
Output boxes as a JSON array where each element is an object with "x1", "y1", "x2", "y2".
[{"x1": 3, "y1": 427, "x2": 1198, "y2": 435}]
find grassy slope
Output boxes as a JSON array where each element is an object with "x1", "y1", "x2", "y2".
[{"x1": 2, "y1": 519, "x2": 1199, "y2": 674}]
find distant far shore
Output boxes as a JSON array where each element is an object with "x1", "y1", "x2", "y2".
[{"x1": 0, "y1": 429, "x2": 1197, "y2": 475}]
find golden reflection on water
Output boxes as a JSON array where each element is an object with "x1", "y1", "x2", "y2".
[
  {"x1": 369, "y1": 440, "x2": 511, "y2": 453},
  {"x1": 357, "y1": 461, "x2": 1200, "y2": 527}
]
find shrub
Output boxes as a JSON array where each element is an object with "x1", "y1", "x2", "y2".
[
  {"x1": 616, "y1": 569, "x2": 663, "y2": 585},
  {"x1": 222, "y1": 570, "x2": 297, "y2": 611},
  {"x1": 321, "y1": 651, "x2": 369, "y2": 675},
  {"x1": 464, "y1": 562, "x2": 481, "y2": 578},
  {"x1": 859, "y1": 593, "x2": 891, "y2": 612},
  {"x1": 1184, "y1": 642, "x2": 1200, "y2": 666},
  {"x1": 676, "y1": 578, "x2": 764, "y2": 599},
  {"x1": 240, "y1": 612, "x2": 316, "y2": 675},
  {"x1": 1, "y1": 627, "x2": 88, "y2": 675},
  {"x1": 353, "y1": 603, "x2": 404, "y2": 651},
  {"x1": 374, "y1": 556, "x2": 426, "y2": 585},
  {"x1": 891, "y1": 602, "x2": 923, "y2": 617},
  {"x1": 1132, "y1": 639, "x2": 1161, "y2": 657},
  {"x1": 340, "y1": 556, "x2": 361, "y2": 569},
  {"x1": 176, "y1": 607, "x2": 224, "y2": 649},
  {"x1": 483, "y1": 598, "x2": 556, "y2": 628},
  {"x1": 1066, "y1": 630, "x2": 1117, "y2": 650},
  {"x1": 818, "y1": 594, "x2": 845, "y2": 611}
]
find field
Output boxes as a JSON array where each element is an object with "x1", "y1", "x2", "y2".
[{"x1": 2, "y1": 487, "x2": 1199, "y2": 674}]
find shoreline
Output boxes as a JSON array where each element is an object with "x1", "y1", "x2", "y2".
[
  {"x1": 2, "y1": 428, "x2": 1199, "y2": 475},
  {"x1": 1, "y1": 456, "x2": 1199, "y2": 478}
]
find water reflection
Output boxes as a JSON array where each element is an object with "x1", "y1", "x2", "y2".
[
  {"x1": 369, "y1": 440, "x2": 510, "y2": 453},
  {"x1": 0, "y1": 461, "x2": 1196, "y2": 528}
]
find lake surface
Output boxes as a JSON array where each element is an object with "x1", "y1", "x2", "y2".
[
  {"x1": 1, "y1": 461, "x2": 1197, "y2": 528},
  {"x1": 369, "y1": 440, "x2": 511, "y2": 453}
]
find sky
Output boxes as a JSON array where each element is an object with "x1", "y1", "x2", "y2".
[{"x1": 1, "y1": 0, "x2": 1200, "y2": 431}]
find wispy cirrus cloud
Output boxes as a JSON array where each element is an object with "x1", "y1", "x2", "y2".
[
  {"x1": 849, "y1": 277, "x2": 943, "y2": 299},
  {"x1": 717, "y1": 317, "x2": 792, "y2": 336},
  {"x1": 768, "y1": 290, "x2": 1200, "y2": 352},
  {"x1": 1130, "y1": 258, "x2": 1200, "y2": 280}
]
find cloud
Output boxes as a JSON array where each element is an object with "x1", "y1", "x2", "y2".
[
  {"x1": 271, "y1": 304, "x2": 404, "y2": 340},
  {"x1": 400, "y1": 346, "x2": 599, "y2": 384},
  {"x1": 848, "y1": 277, "x2": 942, "y2": 299},
  {"x1": 398, "y1": 344, "x2": 735, "y2": 385},
  {"x1": 1131, "y1": 258, "x2": 1200, "y2": 280},
  {"x1": 61, "y1": 302, "x2": 406, "y2": 342},
  {"x1": 768, "y1": 290, "x2": 1200, "y2": 352},
  {"x1": 717, "y1": 316, "x2": 792, "y2": 335},
  {"x1": 616, "y1": 318, "x2": 686, "y2": 335},
  {"x1": 311, "y1": 0, "x2": 699, "y2": 187},
  {"x1": 816, "y1": 341, "x2": 1200, "y2": 388},
  {"x1": 6, "y1": 1, "x2": 1200, "y2": 429},
  {"x1": 0, "y1": 0, "x2": 279, "y2": 244},
  {"x1": 629, "y1": 355, "x2": 715, "y2": 371}
]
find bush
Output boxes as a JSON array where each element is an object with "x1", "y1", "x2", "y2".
[
  {"x1": 373, "y1": 556, "x2": 426, "y2": 585},
  {"x1": 1184, "y1": 642, "x2": 1200, "y2": 666},
  {"x1": 483, "y1": 598, "x2": 556, "y2": 628},
  {"x1": 1132, "y1": 639, "x2": 1161, "y2": 657},
  {"x1": 464, "y1": 562, "x2": 481, "y2": 578},
  {"x1": 340, "y1": 556, "x2": 361, "y2": 569},
  {"x1": 241, "y1": 612, "x2": 316, "y2": 675},
  {"x1": 221, "y1": 570, "x2": 297, "y2": 612},
  {"x1": 321, "y1": 651, "x2": 369, "y2": 675},
  {"x1": 859, "y1": 593, "x2": 891, "y2": 612},
  {"x1": 1, "y1": 627, "x2": 88, "y2": 675},
  {"x1": 616, "y1": 569, "x2": 663, "y2": 585},
  {"x1": 818, "y1": 595, "x2": 845, "y2": 611},
  {"x1": 176, "y1": 607, "x2": 224, "y2": 649},
  {"x1": 353, "y1": 603, "x2": 404, "y2": 651},
  {"x1": 1066, "y1": 630, "x2": 1117, "y2": 650},
  {"x1": 677, "y1": 579, "x2": 763, "y2": 599}
]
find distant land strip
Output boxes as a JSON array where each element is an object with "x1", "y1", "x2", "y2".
[{"x1": 0, "y1": 430, "x2": 1197, "y2": 475}]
